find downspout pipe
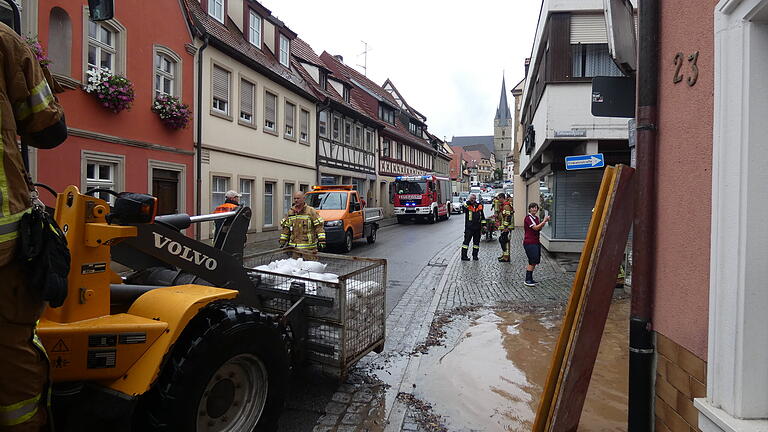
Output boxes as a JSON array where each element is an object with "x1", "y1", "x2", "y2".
[
  {"x1": 195, "y1": 35, "x2": 209, "y2": 240},
  {"x1": 629, "y1": 0, "x2": 658, "y2": 430}
]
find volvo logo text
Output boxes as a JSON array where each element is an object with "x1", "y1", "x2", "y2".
[{"x1": 153, "y1": 233, "x2": 218, "y2": 270}]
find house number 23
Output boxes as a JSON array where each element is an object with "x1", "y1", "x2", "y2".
[{"x1": 673, "y1": 51, "x2": 699, "y2": 87}]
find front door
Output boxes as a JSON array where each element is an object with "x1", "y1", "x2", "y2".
[{"x1": 152, "y1": 168, "x2": 179, "y2": 215}]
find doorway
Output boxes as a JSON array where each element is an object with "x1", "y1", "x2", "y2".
[{"x1": 152, "y1": 168, "x2": 180, "y2": 215}]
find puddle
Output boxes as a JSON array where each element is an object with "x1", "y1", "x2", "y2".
[{"x1": 414, "y1": 299, "x2": 630, "y2": 431}]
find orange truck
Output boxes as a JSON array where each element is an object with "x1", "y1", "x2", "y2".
[{"x1": 305, "y1": 185, "x2": 383, "y2": 252}]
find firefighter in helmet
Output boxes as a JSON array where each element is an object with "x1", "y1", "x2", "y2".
[
  {"x1": 497, "y1": 193, "x2": 514, "y2": 262},
  {"x1": 279, "y1": 191, "x2": 326, "y2": 252},
  {"x1": 461, "y1": 193, "x2": 485, "y2": 261},
  {"x1": 0, "y1": 21, "x2": 68, "y2": 431}
]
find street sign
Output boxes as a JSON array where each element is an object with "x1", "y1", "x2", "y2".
[{"x1": 565, "y1": 153, "x2": 605, "y2": 170}]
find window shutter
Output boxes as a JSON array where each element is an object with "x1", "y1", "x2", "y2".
[
  {"x1": 300, "y1": 110, "x2": 309, "y2": 138},
  {"x1": 570, "y1": 14, "x2": 607, "y2": 44},
  {"x1": 285, "y1": 102, "x2": 294, "y2": 128},
  {"x1": 265, "y1": 92, "x2": 276, "y2": 124},
  {"x1": 212, "y1": 66, "x2": 229, "y2": 102},
  {"x1": 240, "y1": 80, "x2": 254, "y2": 118}
]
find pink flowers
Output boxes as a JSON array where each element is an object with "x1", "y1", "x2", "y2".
[
  {"x1": 24, "y1": 37, "x2": 52, "y2": 67},
  {"x1": 152, "y1": 94, "x2": 191, "y2": 129},
  {"x1": 84, "y1": 69, "x2": 135, "y2": 113}
]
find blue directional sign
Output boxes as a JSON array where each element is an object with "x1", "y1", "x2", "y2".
[{"x1": 565, "y1": 153, "x2": 605, "y2": 170}]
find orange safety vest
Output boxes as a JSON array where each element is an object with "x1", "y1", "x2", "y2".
[{"x1": 213, "y1": 202, "x2": 238, "y2": 214}]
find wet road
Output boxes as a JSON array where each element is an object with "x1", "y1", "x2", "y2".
[
  {"x1": 342, "y1": 214, "x2": 461, "y2": 314},
  {"x1": 342, "y1": 206, "x2": 494, "y2": 314}
]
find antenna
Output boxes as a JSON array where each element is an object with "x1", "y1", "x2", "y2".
[{"x1": 357, "y1": 41, "x2": 371, "y2": 76}]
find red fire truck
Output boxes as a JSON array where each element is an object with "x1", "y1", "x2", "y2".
[{"x1": 393, "y1": 175, "x2": 452, "y2": 224}]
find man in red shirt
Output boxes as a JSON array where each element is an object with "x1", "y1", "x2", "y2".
[{"x1": 523, "y1": 202, "x2": 550, "y2": 286}]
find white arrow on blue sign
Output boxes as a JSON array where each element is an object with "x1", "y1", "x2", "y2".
[{"x1": 565, "y1": 153, "x2": 605, "y2": 170}]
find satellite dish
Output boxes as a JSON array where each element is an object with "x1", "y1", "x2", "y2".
[{"x1": 604, "y1": 0, "x2": 637, "y2": 75}]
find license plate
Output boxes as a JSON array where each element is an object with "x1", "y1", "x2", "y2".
[{"x1": 405, "y1": 209, "x2": 416, "y2": 213}]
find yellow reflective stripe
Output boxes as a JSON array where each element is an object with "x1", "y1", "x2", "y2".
[
  {"x1": 0, "y1": 113, "x2": 6, "y2": 217},
  {"x1": 472, "y1": 245, "x2": 479, "y2": 249},
  {"x1": 14, "y1": 80, "x2": 54, "y2": 122},
  {"x1": 287, "y1": 215, "x2": 311, "y2": 220},
  {"x1": 461, "y1": 245, "x2": 468, "y2": 249},
  {"x1": 0, "y1": 208, "x2": 31, "y2": 243},
  {"x1": 0, "y1": 394, "x2": 41, "y2": 426}
]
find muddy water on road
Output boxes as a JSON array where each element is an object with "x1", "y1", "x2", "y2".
[{"x1": 414, "y1": 299, "x2": 629, "y2": 431}]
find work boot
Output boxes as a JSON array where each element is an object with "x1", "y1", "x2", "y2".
[
  {"x1": 498, "y1": 256, "x2": 510, "y2": 262},
  {"x1": 472, "y1": 254, "x2": 479, "y2": 261},
  {"x1": 461, "y1": 250, "x2": 470, "y2": 261}
]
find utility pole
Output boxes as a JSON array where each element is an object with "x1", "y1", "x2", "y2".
[{"x1": 357, "y1": 41, "x2": 370, "y2": 76}]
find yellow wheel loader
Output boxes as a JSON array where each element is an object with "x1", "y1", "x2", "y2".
[{"x1": 38, "y1": 187, "x2": 290, "y2": 431}]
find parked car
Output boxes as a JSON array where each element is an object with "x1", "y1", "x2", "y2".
[
  {"x1": 450, "y1": 196, "x2": 464, "y2": 214},
  {"x1": 480, "y1": 193, "x2": 494, "y2": 204}
]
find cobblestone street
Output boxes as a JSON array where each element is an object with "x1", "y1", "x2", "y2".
[{"x1": 307, "y1": 227, "x2": 576, "y2": 432}]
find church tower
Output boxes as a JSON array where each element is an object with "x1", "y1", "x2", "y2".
[{"x1": 493, "y1": 76, "x2": 514, "y2": 175}]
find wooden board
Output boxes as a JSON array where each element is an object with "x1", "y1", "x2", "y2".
[{"x1": 532, "y1": 164, "x2": 635, "y2": 431}]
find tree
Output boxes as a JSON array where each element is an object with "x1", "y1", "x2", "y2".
[{"x1": 493, "y1": 168, "x2": 504, "y2": 181}]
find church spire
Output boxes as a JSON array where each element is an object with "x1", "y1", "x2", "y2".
[{"x1": 495, "y1": 75, "x2": 512, "y2": 126}]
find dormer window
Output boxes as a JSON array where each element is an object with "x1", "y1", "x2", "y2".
[
  {"x1": 319, "y1": 71, "x2": 327, "y2": 90},
  {"x1": 378, "y1": 104, "x2": 394, "y2": 125},
  {"x1": 249, "y1": 10, "x2": 261, "y2": 48},
  {"x1": 408, "y1": 121, "x2": 421, "y2": 136},
  {"x1": 343, "y1": 86, "x2": 350, "y2": 102},
  {"x1": 208, "y1": 0, "x2": 224, "y2": 23},
  {"x1": 279, "y1": 34, "x2": 290, "y2": 67}
]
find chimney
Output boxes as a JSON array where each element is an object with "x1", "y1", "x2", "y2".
[
  {"x1": 524, "y1": 57, "x2": 531, "y2": 77},
  {"x1": 334, "y1": 55, "x2": 344, "y2": 63}
]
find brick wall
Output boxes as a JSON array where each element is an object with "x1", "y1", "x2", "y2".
[{"x1": 655, "y1": 333, "x2": 707, "y2": 432}]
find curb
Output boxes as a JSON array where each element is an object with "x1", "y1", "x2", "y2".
[{"x1": 383, "y1": 245, "x2": 461, "y2": 431}]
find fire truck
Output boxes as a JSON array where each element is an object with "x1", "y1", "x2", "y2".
[{"x1": 393, "y1": 175, "x2": 452, "y2": 224}]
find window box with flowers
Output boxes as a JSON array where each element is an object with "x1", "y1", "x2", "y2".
[
  {"x1": 151, "y1": 94, "x2": 191, "y2": 130},
  {"x1": 83, "y1": 68, "x2": 135, "y2": 113},
  {"x1": 25, "y1": 36, "x2": 52, "y2": 67}
]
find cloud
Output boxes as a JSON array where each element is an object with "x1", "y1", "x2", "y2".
[{"x1": 267, "y1": 0, "x2": 542, "y2": 137}]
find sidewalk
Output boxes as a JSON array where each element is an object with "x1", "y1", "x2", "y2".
[{"x1": 310, "y1": 229, "x2": 575, "y2": 432}]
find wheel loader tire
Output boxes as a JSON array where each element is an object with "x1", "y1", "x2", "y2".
[{"x1": 136, "y1": 301, "x2": 289, "y2": 432}]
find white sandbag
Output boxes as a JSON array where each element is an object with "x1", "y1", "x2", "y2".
[{"x1": 299, "y1": 260, "x2": 327, "y2": 273}]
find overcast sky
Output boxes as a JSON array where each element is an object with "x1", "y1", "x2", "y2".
[{"x1": 265, "y1": 0, "x2": 542, "y2": 141}]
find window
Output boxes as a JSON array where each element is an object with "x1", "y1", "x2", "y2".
[
  {"x1": 239, "y1": 179, "x2": 253, "y2": 209},
  {"x1": 264, "y1": 182, "x2": 275, "y2": 226},
  {"x1": 320, "y1": 71, "x2": 327, "y2": 90},
  {"x1": 208, "y1": 0, "x2": 224, "y2": 23},
  {"x1": 571, "y1": 44, "x2": 623, "y2": 78},
  {"x1": 319, "y1": 111, "x2": 328, "y2": 137},
  {"x1": 343, "y1": 86, "x2": 350, "y2": 102},
  {"x1": 332, "y1": 116, "x2": 341, "y2": 141},
  {"x1": 264, "y1": 90, "x2": 277, "y2": 131},
  {"x1": 355, "y1": 125, "x2": 362, "y2": 149},
  {"x1": 212, "y1": 65, "x2": 230, "y2": 115},
  {"x1": 365, "y1": 130, "x2": 373, "y2": 152},
  {"x1": 86, "y1": 161, "x2": 117, "y2": 203},
  {"x1": 409, "y1": 121, "x2": 421, "y2": 136},
  {"x1": 49, "y1": 7, "x2": 72, "y2": 76},
  {"x1": 299, "y1": 184, "x2": 309, "y2": 193},
  {"x1": 248, "y1": 10, "x2": 261, "y2": 48},
  {"x1": 344, "y1": 120, "x2": 352, "y2": 145},
  {"x1": 378, "y1": 104, "x2": 394, "y2": 124},
  {"x1": 279, "y1": 34, "x2": 290, "y2": 67},
  {"x1": 283, "y1": 183, "x2": 294, "y2": 214},
  {"x1": 284, "y1": 101, "x2": 295, "y2": 139},
  {"x1": 300, "y1": 109, "x2": 310, "y2": 143},
  {"x1": 87, "y1": 20, "x2": 115, "y2": 71},
  {"x1": 211, "y1": 176, "x2": 229, "y2": 211},
  {"x1": 382, "y1": 138, "x2": 390, "y2": 157},
  {"x1": 397, "y1": 143, "x2": 403, "y2": 160},
  {"x1": 154, "y1": 53, "x2": 176, "y2": 97},
  {"x1": 239, "y1": 79, "x2": 255, "y2": 124}
]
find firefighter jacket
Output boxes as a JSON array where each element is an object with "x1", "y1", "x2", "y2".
[
  {"x1": 280, "y1": 205, "x2": 326, "y2": 249},
  {"x1": 0, "y1": 23, "x2": 64, "y2": 266},
  {"x1": 463, "y1": 201, "x2": 485, "y2": 231},
  {"x1": 499, "y1": 200, "x2": 514, "y2": 230}
]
